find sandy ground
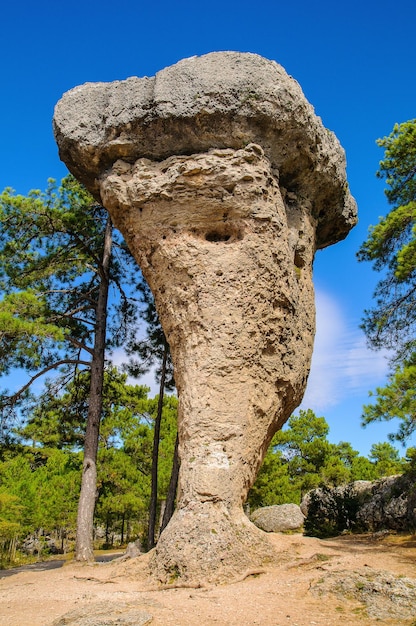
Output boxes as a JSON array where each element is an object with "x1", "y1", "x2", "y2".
[{"x1": 1, "y1": 532, "x2": 416, "y2": 625}]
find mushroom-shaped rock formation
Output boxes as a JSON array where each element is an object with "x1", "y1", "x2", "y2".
[{"x1": 54, "y1": 52, "x2": 357, "y2": 584}]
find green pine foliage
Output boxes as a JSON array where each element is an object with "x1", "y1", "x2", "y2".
[
  {"x1": 0, "y1": 290, "x2": 67, "y2": 375},
  {"x1": 0, "y1": 366, "x2": 178, "y2": 564},
  {"x1": 362, "y1": 356, "x2": 416, "y2": 443},
  {"x1": 358, "y1": 119, "x2": 416, "y2": 363},
  {"x1": 0, "y1": 400, "x2": 410, "y2": 566},
  {"x1": 0, "y1": 448, "x2": 81, "y2": 565},
  {"x1": 248, "y1": 410, "x2": 407, "y2": 510},
  {"x1": 368, "y1": 441, "x2": 406, "y2": 476},
  {"x1": 0, "y1": 175, "x2": 140, "y2": 415},
  {"x1": 0, "y1": 492, "x2": 23, "y2": 567},
  {"x1": 358, "y1": 120, "x2": 416, "y2": 443}
]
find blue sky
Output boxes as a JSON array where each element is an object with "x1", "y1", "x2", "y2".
[{"x1": 1, "y1": 0, "x2": 415, "y2": 456}]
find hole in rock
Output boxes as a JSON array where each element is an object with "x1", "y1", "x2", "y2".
[
  {"x1": 262, "y1": 340, "x2": 276, "y2": 356},
  {"x1": 205, "y1": 232, "x2": 231, "y2": 242},
  {"x1": 204, "y1": 225, "x2": 243, "y2": 243},
  {"x1": 294, "y1": 250, "x2": 305, "y2": 269}
]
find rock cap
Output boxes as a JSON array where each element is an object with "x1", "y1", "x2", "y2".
[{"x1": 54, "y1": 51, "x2": 357, "y2": 248}]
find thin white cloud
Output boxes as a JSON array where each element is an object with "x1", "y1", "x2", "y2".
[
  {"x1": 300, "y1": 290, "x2": 390, "y2": 412},
  {"x1": 110, "y1": 289, "x2": 390, "y2": 411},
  {"x1": 109, "y1": 348, "x2": 160, "y2": 396}
]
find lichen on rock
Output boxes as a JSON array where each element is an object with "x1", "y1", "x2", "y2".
[{"x1": 54, "y1": 52, "x2": 357, "y2": 584}]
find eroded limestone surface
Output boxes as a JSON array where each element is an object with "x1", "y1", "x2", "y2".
[{"x1": 54, "y1": 52, "x2": 357, "y2": 584}]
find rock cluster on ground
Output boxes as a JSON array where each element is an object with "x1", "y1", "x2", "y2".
[
  {"x1": 312, "y1": 569, "x2": 416, "y2": 621},
  {"x1": 51, "y1": 601, "x2": 152, "y2": 626},
  {"x1": 302, "y1": 474, "x2": 416, "y2": 535},
  {"x1": 54, "y1": 52, "x2": 357, "y2": 584}
]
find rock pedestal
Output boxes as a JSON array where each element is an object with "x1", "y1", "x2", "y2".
[{"x1": 54, "y1": 52, "x2": 357, "y2": 584}]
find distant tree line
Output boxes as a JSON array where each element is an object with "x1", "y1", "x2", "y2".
[
  {"x1": 247, "y1": 409, "x2": 413, "y2": 511},
  {"x1": 0, "y1": 366, "x2": 177, "y2": 567},
  {"x1": 1, "y1": 399, "x2": 414, "y2": 567}
]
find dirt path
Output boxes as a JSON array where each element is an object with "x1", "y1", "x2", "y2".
[
  {"x1": 0, "y1": 552, "x2": 123, "y2": 580},
  {"x1": 1, "y1": 533, "x2": 415, "y2": 625}
]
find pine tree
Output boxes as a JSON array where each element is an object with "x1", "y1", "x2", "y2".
[
  {"x1": 124, "y1": 281, "x2": 177, "y2": 548},
  {"x1": 358, "y1": 120, "x2": 416, "y2": 442},
  {"x1": 358, "y1": 119, "x2": 416, "y2": 363},
  {"x1": 0, "y1": 176, "x2": 141, "y2": 560}
]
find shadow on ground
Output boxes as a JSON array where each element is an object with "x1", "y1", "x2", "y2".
[{"x1": 0, "y1": 552, "x2": 123, "y2": 579}]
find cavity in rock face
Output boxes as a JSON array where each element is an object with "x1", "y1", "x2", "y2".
[{"x1": 53, "y1": 52, "x2": 357, "y2": 584}]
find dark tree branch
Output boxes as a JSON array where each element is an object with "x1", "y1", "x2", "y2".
[{"x1": 0, "y1": 358, "x2": 91, "y2": 408}]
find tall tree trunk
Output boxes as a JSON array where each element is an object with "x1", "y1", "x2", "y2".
[
  {"x1": 147, "y1": 339, "x2": 168, "y2": 550},
  {"x1": 75, "y1": 218, "x2": 112, "y2": 562},
  {"x1": 121, "y1": 513, "x2": 125, "y2": 545},
  {"x1": 160, "y1": 432, "x2": 180, "y2": 534}
]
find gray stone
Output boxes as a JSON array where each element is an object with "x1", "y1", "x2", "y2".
[
  {"x1": 54, "y1": 52, "x2": 357, "y2": 585},
  {"x1": 312, "y1": 569, "x2": 416, "y2": 621},
  {"x1": 51, "y1": 601, "x2": 152, "y2": 626},
  {"x1": 124, "y1": 539, "x2": 142, "y2": 559},
  {"x1": 300, "y1": 481, "x2": 373, "y2": 518},
  {"x1": 302, "y1": 475, "x2": 416, "y2": 534},
  {"x1": 251, "y1": 504, "x2": 305, "y2": 532},
  {"x1": 357, "y1": 474, "x2": 416, "y2": 531}
]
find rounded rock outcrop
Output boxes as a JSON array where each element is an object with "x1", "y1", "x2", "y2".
[
  {"x1": 54, "y1": 52, "x2": 357, "y2": 585},
  {"x1": 251, "y1": 504, "x2": 305, "y2": 532}
]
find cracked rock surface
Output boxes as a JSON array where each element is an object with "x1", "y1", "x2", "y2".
[{"x1": 54, "y1": 52, "x2": 357, "y2": 584}]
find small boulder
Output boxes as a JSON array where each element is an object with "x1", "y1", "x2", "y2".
[
  {"x1": 124, "y1": 539, "x2": 142, "y2": 559},
  {"x1": 251, "y1": 504, "x2": 305, "y2": 532}
]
